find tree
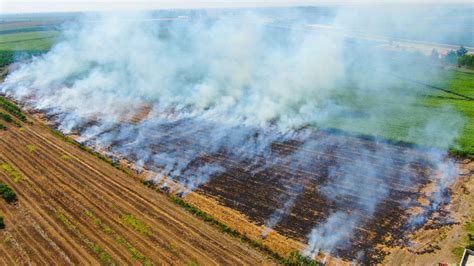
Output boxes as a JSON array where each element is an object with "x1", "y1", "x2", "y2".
[
  {"x1": 430, "y1": 48, "x2": 439, "y2": 61},
  {"x1": 458, "y1": 54, "x2": 474, "y2": 67},
  {"x1": 456, "y1": 46, "x2": 468, "y2": 57},
  {"x1": 445, "y1": 50, "x2": 458, "y2": 64}
]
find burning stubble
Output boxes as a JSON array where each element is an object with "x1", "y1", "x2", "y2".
[{"x1": 0, "y1": 6, "x2": 468, "y2": 263}]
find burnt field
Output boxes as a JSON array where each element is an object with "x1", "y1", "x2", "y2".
[
  {"x1": 197, "y1": 133, "x2": 433, "y2": 263},
  {"x1": 78, "y1": 117, "x2": 456, "y2": 264}
]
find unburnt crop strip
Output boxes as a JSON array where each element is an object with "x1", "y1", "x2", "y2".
[
  {"x1": 85, "y1": 210, "x2": 153, "y2": 265},
  {"x1": 57, "y1": 212, "x2": 115, "y2": 265},
  {"x1": 1, "y1": 163, "x2": 24, "y2": 183}
]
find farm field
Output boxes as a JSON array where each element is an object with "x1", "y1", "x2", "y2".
[
  {"x1": 0, "y1": 107, "x2": 272, "y2": 265},
  {"x1": 0, "y1": 31, "x2": 59, "y2": 51},
  {"x1": 321, "y1": 67, "x2": 474, "y2": 157},
  {"x1": 1, "y1": 10, "x2": 474, "y2": 265},
  {"x1": 0, "y1": 16, "x2": 63, "y2": 74}
]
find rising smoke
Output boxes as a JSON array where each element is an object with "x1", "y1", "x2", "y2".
[{"x1": 0, "y1": 5, "x2": 468, "y2": 262}]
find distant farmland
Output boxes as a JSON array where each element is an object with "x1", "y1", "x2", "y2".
[{"x1": 0, "y1": 31, "x2": 59, "y2": 51}]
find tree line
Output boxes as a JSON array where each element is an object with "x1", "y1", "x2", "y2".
[{"x1": 432, "y1": 46, "x2": 474, "y2": 68}]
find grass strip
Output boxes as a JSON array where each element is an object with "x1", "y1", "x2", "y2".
[{"x1": 120, "y1": 214, "x2": 151, "y2": 235}]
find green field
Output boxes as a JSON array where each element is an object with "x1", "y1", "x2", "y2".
[
  {"x1": 0, "y1": 26, "x2": 59, "y2": 72},
  {"x1": 427, "y1": 70, "x2": 474, "y2": 156},
  {"x1": 319, "y1": 67, "x2": 474, "y2": 157},
  {"x1": 0, "y1": 31, "x2": 59, "y2": 50}
]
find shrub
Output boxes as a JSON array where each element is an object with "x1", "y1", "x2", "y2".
[
  {"x1": 0, "y1": 213, "x2": 4, "y2": 229},
  {"x1": 26, "y1": 144, "x2": 36, "y2": 153},
  {"x1": 1, "y1": 163, "x2": 24, "y2": 183},
  {"x1": 458, "y1": 54, "x2": 474, "y2": 68},
  {"x1": 0, "y1": 112, "x2": 13, "y2": 123},
  {"x1": 121, "y1": 214, "x2": 150, "y2": 235},
  {"x1": 61, "y1": 154, "x2": 73, "y2": 160},
  {"x1": 445, "y1": 50, "x2": 458, "y2": 65},
  {"x1": 0, "y1": 182, "x2": 17, "y2": 203},
  {"x1": 285, "y1": 251, "x2": 320, "y2": 266}
]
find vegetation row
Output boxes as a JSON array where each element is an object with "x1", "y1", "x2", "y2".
[
  {"x1": 434, "y1": 46, "x2": 474, "y2": 68},
  {"x1": 57, "y1": 212, "x2": 115, "y2": 265},
  {"x1": 0, "y1": 96, "x2": 27, "y2": 122},
  {"x1": 84, "y1": 210, "x2": 153, "y2": 265}
]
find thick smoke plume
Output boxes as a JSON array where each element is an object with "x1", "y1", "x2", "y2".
[{"x1": 0, "y1": 5, "x2": 468, "y2": 262}]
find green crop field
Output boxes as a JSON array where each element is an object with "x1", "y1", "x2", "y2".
[
  {"x1": 0, "y1": 31, "x2": 59, "y2": 50},
  {"x1": 426, "y1": 69, "x2": 474, "y2": 156},
  {"x1": 321, "y1": 67, "x2": 474, "y2": 157},
  {"x1": 0, "y1": 16, "x2": 62, "y2": 70}
]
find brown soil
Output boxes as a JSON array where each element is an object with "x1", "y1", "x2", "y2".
[{"x1": 0, "y1": 114, "x2": 273, "y2": 265}]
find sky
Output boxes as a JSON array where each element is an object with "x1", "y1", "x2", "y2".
[{"x1": 1, "y1": 0, "x2": 472, "y2": 14}]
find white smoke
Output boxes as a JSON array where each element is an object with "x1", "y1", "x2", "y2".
[{"x1": 0, "y1": 6, "x2": 468, "y2": 263}]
